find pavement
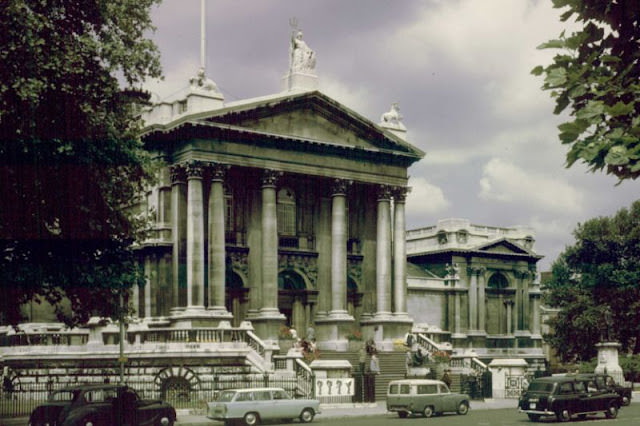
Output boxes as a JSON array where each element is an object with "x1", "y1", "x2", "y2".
[{"x1": 2, "y1": 394, "x2": 637, "y2": 425}]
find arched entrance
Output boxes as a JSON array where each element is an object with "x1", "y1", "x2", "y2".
[
  {"x1": 226, "y1": 270, "x2": 248, "y2": 327},
  {"x1": 278, "y1": 269, "x2": 315, "y2": 336},
  {"x1": 486, "y1": 272, "x2": 510, "y2": 335}
]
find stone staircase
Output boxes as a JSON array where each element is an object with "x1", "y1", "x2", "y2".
[{"x1": 320, "y1": 349, "x2": 407, "y2": 401}]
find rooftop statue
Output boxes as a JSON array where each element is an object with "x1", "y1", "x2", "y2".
[
  {"x1": 190, "y1": 67, "x2": 219, "y2": 92},
  {"x1": 380, "y1": 102, "x2": 406, "y2": 129},
  {"x1": 289, "y1": 19, "x2": 316, "y2": 74}
]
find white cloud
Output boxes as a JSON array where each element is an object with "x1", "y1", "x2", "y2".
[
  {"x1": 319, "y1": 76, "x2": 377, "y2": 119},
  {"x1": 479, "y1": 158, "x2": 584, "y2": 214},
  {"x1": 406, "y1": 176, "x2": 450, "y2": 217}
]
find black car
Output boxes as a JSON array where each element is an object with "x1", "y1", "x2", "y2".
[
  {"x1": 573, "y1": 373, "x2": 632, "y2": 406},
  {"x1": 518, "y1": 375, "x2": 620, "y2": 422},
  {"x1": 28, "y1": 383, "x2": 176, "y2": 426}
]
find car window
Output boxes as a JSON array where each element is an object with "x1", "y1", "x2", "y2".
[
  {"x1": 574, "y1": 381, "x2": 587, "y2": 393},
  {"x1": 272, "y1": 390, "x2": 289, "y2": 400},
  {"x1": 389, "y1": 384, "x2": 399, "y2": 395},
  {"x1": 438, "y1": 384, "x2": 449, "y2": 394},
  {"x1": 587, "y1": 380, "x2": 598, "y2": 392},
  {"x1": 528, "y1": 382, "x2": 554, "y2": 392},
  {"x1": 85, "y1": 389, "x2": 117, "y2": 403},
  {"x1": 399, "y1": 384, "x2": 411, "y2": 395},
  {"x1": 558, "y1": 382, "x2": 574, "y2": 395},
  {"x1": 51, "y1": 391, "x2": 75, "y2": 402},
  {"x1": 417, "y1": 384, "x2": 437, "y2": 395},
  {"x1": 235, "y1": 392, "x2": 253, "y2": 402},
  {"x1": 253, "y1": 391, "x2": 271, "y2": 401},
  {"x1": 595, "y1": 376, "x2": 606, "y2": 389},
  {"x1": 217, "y1": 391, "x2": 236, "y2": 402}
]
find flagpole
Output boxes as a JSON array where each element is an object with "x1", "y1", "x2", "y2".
[{"x1": 201, "y1": 0, "x2": 206, "y2": 72}]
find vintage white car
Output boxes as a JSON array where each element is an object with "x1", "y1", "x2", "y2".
[
  {"x1": 387, "y1": 379, "x2": 470, "y2": 418},
  {"x1": 206, "y1": 387, "x2": 321, "y2": 425}
]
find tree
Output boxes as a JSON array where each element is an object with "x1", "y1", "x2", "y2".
[
  {"x1": 543, "y1": 200, "x2": 640, "y2": 362},
  {"x1": 0, "y1": 0, "x2": 162, "y2": 327},
  {"x1": 532, "y1": 0, "x2": 640, "y2": 181}
]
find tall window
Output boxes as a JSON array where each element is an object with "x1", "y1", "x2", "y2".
[{"x1": 277, "y1": 187, "x2": 296, "y2": 236}]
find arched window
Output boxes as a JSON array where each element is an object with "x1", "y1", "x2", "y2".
[
  {"x1": 488, "y1": 272, "x2": 509, "y2": 290},
  {"x1": 277, "y1": 187, "x2": 296, "y2": 236}
]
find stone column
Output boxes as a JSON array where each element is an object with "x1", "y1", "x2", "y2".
[
  {"x1": 393, "y1": 187, "x2": 409, "y2": 315},
  {"x1": 513, "y1": 271, "x2": 522, "y2": 331},
  {"x1": 260, "y1": 169, "x2": 280, "y2": 314},
  {"x1": 532, "y1": 295, "x2": 541, "y2": 335},
  {"x1": 468, "y1": 267, "x2": 478, "y2": 331},
  {"x1": 208, "y1": 163, "x2": 228, "y2": 313},
  {"x1": 185, "y1": 161, "x2": 206, "y2": 310},
  {"x1": 375, "y1": 185, "x2": 392, "y2": 317},
  {"x1": 170, "y1": 164, "x2": 187, "y2": 310},
  {"x1": 330, "y1": 179, "x2": 348, "y2": 316},
  {"x1": 478, "y1": 267, "x2": 486, "y2": 332},
  {"x1": 523, "y1": 271, "x2": 531, "y2": 330},
  {"x1": 454, "y1": 290, "x2": 461, "y2": 334}
]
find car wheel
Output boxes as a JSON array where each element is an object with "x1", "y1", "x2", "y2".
[
  {"x1": 243, "y1": 412, "x2": 260, "y2": 426},
  {"x1": 527, "y1": 413, "x2": 540, "y2": 422},
  {"x1": 82, "y1": 415, "x2": 98, "y2": 426},
  {"x1": 622, "y1": 396, "x2": 630, "y2": 406},
  {"x1": 556, "y1": 408, "x2": 571, "y2": 422},
  {"x1": 423, "y1": 406, "x2": 434, "y2": 418},
  {"x1": 605, "y1": 403, "x2": 618, "y2": 419},
  {"x1": 158, "y1": 415, "x2": 174, "y2": 426},
  {"x1": 457, "y1": 401, "x2": 469, "y2": 415},
  {"x1": 397, "y1": 411, "x2": 408, "y2": 418},
  {"x1": 299, "y1": 408, "x2": 315, "y2": 423}
]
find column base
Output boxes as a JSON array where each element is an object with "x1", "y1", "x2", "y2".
[
  {"x1": 169, "y1": 306, "x2": 233, "y2": 328},
  {"x1": 360, "y1": 315, "x2": 413, "y2": 351},
  {"x1": 247, "y1": 309, "x2": 287, "y2": 341},
  {"x1": 314, "y1": 314, "x2": 355, "y2": 351}
]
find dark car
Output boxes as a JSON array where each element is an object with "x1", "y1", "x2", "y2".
[
  {"x1": 28, "y1": 383, "x2": 176, "y2": 426},
  {"x1": 518, "y1": 375, "x2": 620, "y2": 422},
  {"x1": 574, "y1": 373, "x2": 632, "y2": 406}
]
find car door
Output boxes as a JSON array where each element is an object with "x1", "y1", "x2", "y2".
[
  {"x1": 252, "y1": 390, "x2": 273, "y2": 420},
  {"x1": 438, "y1": 384, "x2": 456, "y2": 413},
  {"x1": 271, "y1": 389, "x2": 297, "y2": 419}
]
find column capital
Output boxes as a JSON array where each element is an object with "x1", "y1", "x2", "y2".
[
  {"x1": 514, "y1": 270, "x2": 531, "y2": 280},
  {"x1": 169, "y1": 164, "x2": 186, "y2": 184},
  {"x1": 185, "y1": 161, "x2": 205, "y2": 179},
  {"x1": 393, "y1": 186, "x2": 410, "y2": 203},
  {"x1": 209, "y1": 162, "x2": 229, "y2": 182},
  {"x1": 261, "y1": 169, "x2": 282, "y2": 188},
  {"x1": 331, "y1": 178, "x2": 351, "y2": 196},
  {"x1": 376, "y1": 184, "x2": 393, "y2": 201}
]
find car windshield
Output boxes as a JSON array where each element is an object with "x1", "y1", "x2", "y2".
[
  {"x1": 217, "y1": 391, "x2": 236, "y2": 402},
  {"x1": 528, "y1": 382, "x2": 554, "y2": 393}
]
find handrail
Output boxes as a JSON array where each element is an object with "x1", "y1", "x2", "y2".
[
  {"x1": 415, "y1": 332, "x2": 447, "y2": 353},
  {"x1": 294, "y1": 358, "x2": 315, "y2": 398},
  {"x1": 244, "y1": 330, "x2": 266, "y2": 358},
  {"x1": 471, "y1": 357, "x2": 488, "y2": 374}
]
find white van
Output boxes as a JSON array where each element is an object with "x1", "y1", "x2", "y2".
[{"x1": 386, "y1": 379, "x2": 470, "y2": 418}]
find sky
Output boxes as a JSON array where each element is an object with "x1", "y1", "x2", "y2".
[{"x1": 145, "y1": 0, "x2": 638, "y2": 272}]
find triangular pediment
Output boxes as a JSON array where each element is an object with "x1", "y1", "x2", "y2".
[
  {"x1": 203, "y1": 91, "x2": 423, "y2": 157},
  {"x1": 474, "y1": 238, "x2": 532, "y2": 256}
]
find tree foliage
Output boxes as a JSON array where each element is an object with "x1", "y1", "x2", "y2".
[
  {"x1": 532, "y1": 0, "x2": 640, "y2": 180},
  {"x1": 543, "y1": 200, "x2": 640, "y2": 362},
  {"x1": 0, "y1": 0, "x2": 162, "y2": 327}
]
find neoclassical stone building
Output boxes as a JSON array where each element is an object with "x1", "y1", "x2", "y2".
[
  {"x1": 406, "y1": 218, "x2": 545, "y2": 368},
  {"x1": 133, "y1": 31, "x2": 424, "y2": 351}
]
